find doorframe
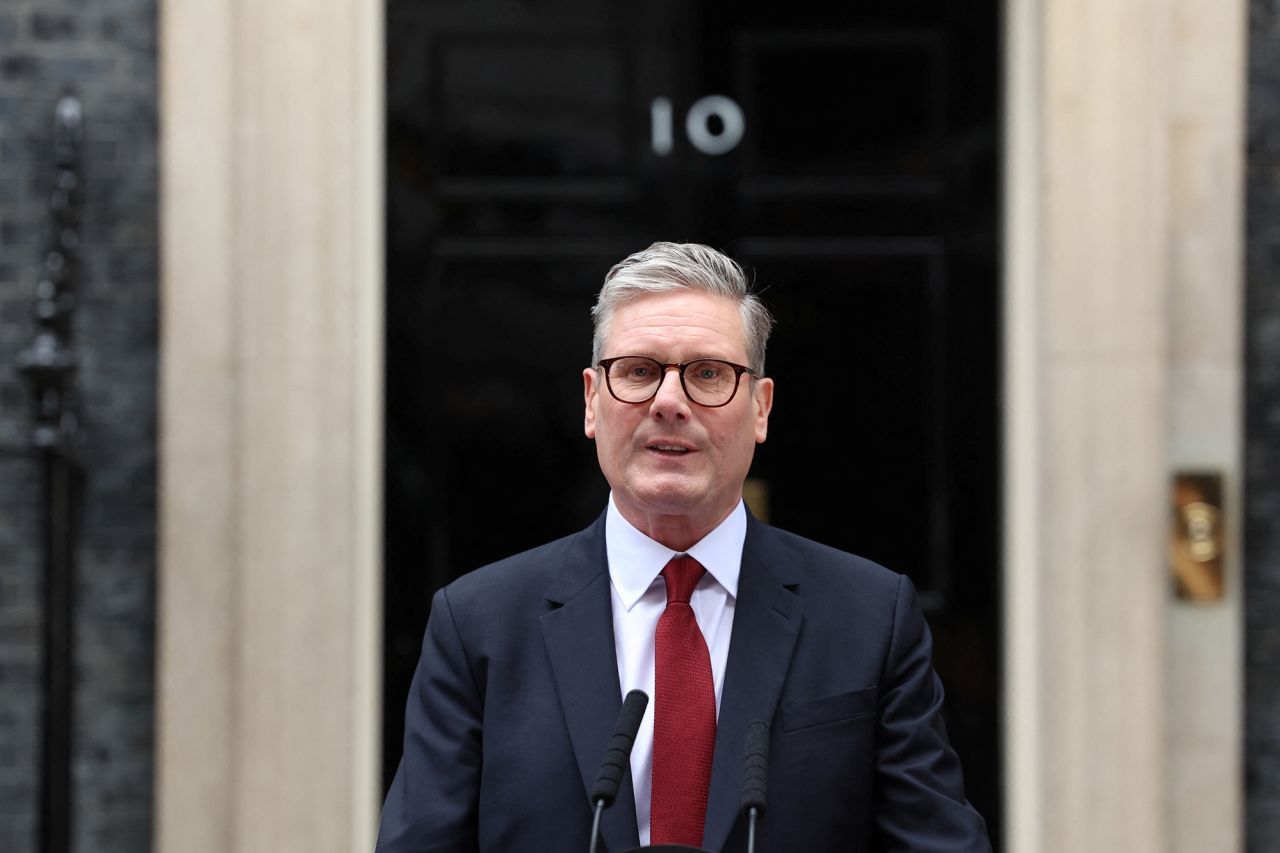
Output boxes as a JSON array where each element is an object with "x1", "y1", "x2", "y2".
[{"x1": 152, "y1": 0, "x2": 1246, "y2": 849}]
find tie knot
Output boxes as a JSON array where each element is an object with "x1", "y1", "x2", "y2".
[{"x1": 662, "y1": 555, "x2": 705, "y2": 604}]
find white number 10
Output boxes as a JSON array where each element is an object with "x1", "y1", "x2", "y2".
[{"x1": 650, "y1": 95, "x2": 745, "y2": 157}]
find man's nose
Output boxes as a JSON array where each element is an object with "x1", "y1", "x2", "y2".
[{"x1": 649, "y1": 365, "x2": 689, "y2": 417}]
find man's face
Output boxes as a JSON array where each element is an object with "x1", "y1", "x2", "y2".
[{"x1": 583, "y1": 290, "x2": 774, "y2": 540}]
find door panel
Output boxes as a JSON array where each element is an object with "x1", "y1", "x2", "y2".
[{"x1": 386, "y1": 0, "x2": 1000, "y2": 841}]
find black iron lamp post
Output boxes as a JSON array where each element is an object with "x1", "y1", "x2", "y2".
[{"x1": 16, "y1": 94, "x2": 85, "y2": 853}]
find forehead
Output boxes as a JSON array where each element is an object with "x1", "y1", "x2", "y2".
[{"x1": 604, "y1": 291, "x2": 747, "y2": 358}]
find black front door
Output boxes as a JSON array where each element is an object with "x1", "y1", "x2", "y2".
[{"x1": 385, "y1": 0, "x2": 1001, "y2": 842}]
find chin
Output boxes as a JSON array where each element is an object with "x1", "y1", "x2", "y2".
[
  {"x1": 635, "y1": 479, "x2": 744, "y2": 523},
  {"x1": 624, "y1": 479, "x2": 705, "y2": 516}
]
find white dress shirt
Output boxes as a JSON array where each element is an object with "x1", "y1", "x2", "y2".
[{"x1": 605, "y1": 493, "x2": 744, "y2": 847}]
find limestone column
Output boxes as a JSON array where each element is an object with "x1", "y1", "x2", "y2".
[
  {"x1": 155, "y1": 1, "x2": 384, "y2": 851},
  {"x1": 1005, "y1": 0, "x2": 1246, "y2": 850},
  {"x1": 1004, "y1": 0, "x2": 1171, "y2": 850}
]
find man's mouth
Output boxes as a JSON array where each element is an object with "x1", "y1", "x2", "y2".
[{"x1": 648, "y1": 443, "x2": 692, "y2": 455}]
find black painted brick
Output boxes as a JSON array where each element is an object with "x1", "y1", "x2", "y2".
[
  {"x1": 0, "y1": 0, "x2": 158, "y2": 850},
  {"x1": 1248, "y1": 3, "x2": 1280, "y2": 851},
  {"x1": 30, "y1": 14, "x2": 78, "y2": 41}
]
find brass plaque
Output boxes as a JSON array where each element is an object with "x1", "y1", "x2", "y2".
[{"x1": 1170, "y1": 472, "x2": 1224, "y2": 601}]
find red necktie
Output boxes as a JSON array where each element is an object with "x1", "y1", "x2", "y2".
[{"x1": 650, "y1": 555, "x2": 716, "y2": 847}]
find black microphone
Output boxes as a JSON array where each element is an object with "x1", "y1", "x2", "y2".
[
  {"x1": 741, "y1": 720, "x2": 770, "y2": 853},
  {"x1": 589, "y1": 690, "x2": 649, "y2": 853}
]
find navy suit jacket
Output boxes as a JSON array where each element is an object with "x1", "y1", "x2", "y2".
[{"x1": 377, "y1": 512, "x2": 990, "y2": 852}]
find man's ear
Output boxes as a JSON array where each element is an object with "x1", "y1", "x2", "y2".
[
  {"x1": 583, "y1": 367, "x2": 599, "y2": 438},
  {"x1": 752, "y1": 377, "x2": 774, "y2": 444}
]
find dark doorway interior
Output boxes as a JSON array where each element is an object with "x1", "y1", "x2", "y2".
[{"x1": 385, "y1": 0, "x2": 1001, "y2": 843}]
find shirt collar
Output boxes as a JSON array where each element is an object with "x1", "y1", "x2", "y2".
[{"x1": 605, "y1": 493, "x2": 746, "y2": 611}]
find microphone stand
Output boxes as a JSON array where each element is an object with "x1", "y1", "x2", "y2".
[
  {"x1": 589, "y1": 799, "x2": 606, "y2": 853},
  {"x1": 741, "y1": 719, "x2": 770, "y2": 853},
  {"x1": 588, "y1": 690, "x2": 649, "y2": 853}
]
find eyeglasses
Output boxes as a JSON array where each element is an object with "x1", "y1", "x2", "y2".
[{"x1": 596, "y1": 356, "x2": 757, "y2": 408}]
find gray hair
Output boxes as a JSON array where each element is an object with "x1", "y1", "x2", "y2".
[{"x1": 590, "y1": 242, "x2": 775, "y2": 374}]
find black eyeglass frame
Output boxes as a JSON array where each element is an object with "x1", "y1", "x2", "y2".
[{"x1": 595, "y1": 356, "x2": 759, "y2": 408}]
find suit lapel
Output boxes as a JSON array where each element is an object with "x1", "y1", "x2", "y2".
[
  {"x1": 703, "y1": 519, "x2": 803, "y2": 852},
  {"x1": 540, "y1": 516, "x2": 640, "y2": 853}
]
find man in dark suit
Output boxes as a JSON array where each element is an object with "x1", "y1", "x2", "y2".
[{"x1": 377, "y1": 243, "x2": 990, "y2": 852}]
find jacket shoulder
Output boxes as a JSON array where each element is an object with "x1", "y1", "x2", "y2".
[{"x1": 438, "y1": 517, "x2": 605, "y2": 621}]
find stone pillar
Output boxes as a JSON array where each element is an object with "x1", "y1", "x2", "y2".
[
  {"x1": 1003, "y1": 0, "x2": 1170, "y2": 850},
  {"x1": 155, "y1": 0, "x2": 384, "y2": 851},
  {"x1": 1004, "y1": 0, "x2": 1245, "y2": 850}
]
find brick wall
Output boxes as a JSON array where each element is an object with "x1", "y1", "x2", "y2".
[
  {"x1": 1247, "y1": 3, "x2": 1280, "y2": 850},
  {"x1": 0, "y1": 1, "x2": 157, "y2": 851}
]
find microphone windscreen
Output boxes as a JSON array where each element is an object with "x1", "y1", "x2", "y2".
[
  {"x1": 590, "y1": 690, "x2": 649, "y2": 806},
  {"x1": 741, "y1": 719, "x2": 770, "y2": 815}
]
